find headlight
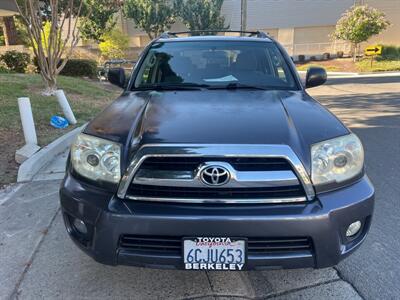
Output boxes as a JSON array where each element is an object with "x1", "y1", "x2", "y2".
[
  {"x1": 311, "y1": 133, "x2": 364, "y2": 186},
  {"x1": 71, "y1": 133, "x2": 121, "y2": 184}
]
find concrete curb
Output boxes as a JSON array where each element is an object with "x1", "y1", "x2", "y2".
[
  {"x1": 17, "y1": 125, "x2": 84, "y2": 183},
  {"x1": 298, "y1": 70, "x2": 400, "y2": 78}
]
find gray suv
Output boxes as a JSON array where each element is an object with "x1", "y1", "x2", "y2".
[{"x1": 60, "y1": 31, "x2": 374, "y2": 271}]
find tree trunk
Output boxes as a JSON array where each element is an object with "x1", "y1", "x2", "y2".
[
  {"x1": 352, "y1": 43, "x2": 358, "y2": 62},
  {"x1": 42, "y1": 75, "x2": 58, "y2": 96},
  {"x1": 2, "y1": 16, "x2": 18, "y2": 46}
]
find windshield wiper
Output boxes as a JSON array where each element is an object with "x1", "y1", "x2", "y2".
[
  {"x1": 135, "y1": 83, "x2": 210, "y2": 91},
  {"x1": 208, "y1": 83, "x2": 268, "y2": 90}
]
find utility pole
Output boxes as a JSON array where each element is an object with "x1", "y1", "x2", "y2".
[{"x1": 241, "y1": 0, "x2": 247, "y2": 34}]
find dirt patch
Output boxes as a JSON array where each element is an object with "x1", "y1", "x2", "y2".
[
  {"x1": 0, "y1": 128, "x2": 25, "y2": 188},
  {"x1": 296, "y1": 58, "x2": 358, "y2": 72}
]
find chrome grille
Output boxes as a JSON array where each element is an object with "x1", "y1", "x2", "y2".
[
  {"x1": 118, "y1": 144, "x2": 315, "y2": 202},
  {"x1": 126, "y1": 156, "x2": 307, "y2": 203}
]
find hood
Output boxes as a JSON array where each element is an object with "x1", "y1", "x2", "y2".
[{"x1": 84, "y1": 89, "x2": 348, "y2": 170}]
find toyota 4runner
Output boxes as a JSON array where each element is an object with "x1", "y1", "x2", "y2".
[{"x1": 60, "y1": 31, "x2": 374, "y2": 271}]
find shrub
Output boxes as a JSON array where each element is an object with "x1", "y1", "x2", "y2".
[
  {"x1": 298, "y1": 55, "x2": 305, "y2": 62},
  {"x1": 337, "y1": 51, "x2": 344, "y2": 58},
  {"x1": 60, "y1": 59, "x2": 98, "y2": 78},
  {"x1": 0, "y1": 50, "x2": 30, "y2": 73},
  {"x1": 99, "y1": 29, "x2": 129, "y2": 59},
  {"x1": 34, "y1": 58, "x2": 98, "y2": 78},
  {"x1": 0, "y1": 65, "x2": 10, "y2": 73},
  {"x1": 378, "y1": 45, "x2": 400, "y2": 61}
]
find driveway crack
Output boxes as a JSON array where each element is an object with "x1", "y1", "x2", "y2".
[
  {"x1": 205, "y1": 271, "x2": 217, "y2": 300},
  {"x1": 9, "y1": 206, "x2": 61, "y2": 300}
]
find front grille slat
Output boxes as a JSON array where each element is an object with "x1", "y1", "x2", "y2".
[
  {"x1": 119, "y1": 235, "x2": 182, "y2": 255},
  {"x1": 140, "y1": 157, "x2": 292, "y2": 172},
  {"x1": 119, "y1": 235, "x2": 313, "y2": 257},
  {"x1": 128, "y1": 184, "x2": 304, "y2": 199},
  {"x1": 121, "y1": 236, "x2": 181, "y2": 243}
]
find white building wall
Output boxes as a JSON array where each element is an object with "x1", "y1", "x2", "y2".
[
  {"x1": 221, "y1": 0, "x2": 354, "y2": 30},
  {"x1": 111, "y1": 0, "x2": 399, "y2": 57},
  {"x1": 220, "y1": 0, "x2": 399, "y2": 57},
  {"x1": 221, "y1": 0, "x2": 242, "y2": 30},
  {"x1": 364, "y1": 0, "x2": 400, "y2": 45}
]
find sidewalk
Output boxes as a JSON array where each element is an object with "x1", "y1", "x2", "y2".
[{"x1": 298, "y1": 70, "x2": 400, "y2": 78}]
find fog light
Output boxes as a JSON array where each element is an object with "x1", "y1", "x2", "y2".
[
  {"x1": 73, "y1": 218, "x2": 88, "y2": 235},
  {"x1": 346, "y1": 221, "x2": 362, "y2": 237}
]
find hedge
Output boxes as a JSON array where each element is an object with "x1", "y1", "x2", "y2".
[
  {"x1": 379, "y1": 45, "x2": 400, "y2": 61},
  {"x1": 0, "y1": 50, "x2": 30, "y2": 73},
  {"x1": 34, "y1": 58, "x2": 98, "y2": 78},
  {"x1": 60, "y1": 59, "x2": 98, "y2": 78}
]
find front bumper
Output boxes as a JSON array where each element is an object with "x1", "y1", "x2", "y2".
[{"x1": 60, "y1": 173, "x2": 374, "y2": 270}]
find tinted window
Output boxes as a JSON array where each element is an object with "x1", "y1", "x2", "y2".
[{"x1": 134, "y1": 41, "x2": 297, "y2": 90}]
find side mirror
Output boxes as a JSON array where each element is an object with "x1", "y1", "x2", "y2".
[
  {"x1": 108, "y1": 68, "x2": 126, "y2": 89},
  {"x1": 305, "y1": 67, "x2": 327, "y2": 89}
]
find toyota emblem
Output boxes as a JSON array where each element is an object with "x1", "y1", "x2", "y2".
[{"x1": 200, "y1": 165, "x2": 230, "y2": 186}]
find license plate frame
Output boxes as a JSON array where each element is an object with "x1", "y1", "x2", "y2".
[{"x1": 182, "y1": 237, "x2": 247, "y2": 271}]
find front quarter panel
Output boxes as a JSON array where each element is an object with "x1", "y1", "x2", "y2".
[{"x1": 84, "y1": 92, "x2": 150, "y2": 145}]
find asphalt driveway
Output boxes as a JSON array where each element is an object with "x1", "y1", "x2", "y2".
[{"x1": 0, "y1": 75, "x2": 399, "y2": 299}]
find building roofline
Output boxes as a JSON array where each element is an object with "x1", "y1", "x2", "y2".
[{"x1": 0, "y1": 0, "x2": 18, "y2": 16}]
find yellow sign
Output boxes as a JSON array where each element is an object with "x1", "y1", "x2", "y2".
[{"x1": 365, "y1": 45, "x2": 382, "y2": 56}]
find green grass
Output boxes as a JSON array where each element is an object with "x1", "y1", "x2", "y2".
[
  {"x1": 356, "y1": 60, "x2": 400, "y2": 73},
  {"x1": 0, "y1": 74, "x2": 119, "y2": 143},
  {"x1": 296, "y1": 64, "x2": 341, "y2": 72},
  {"x1": 0, "y1": 73, "x2": 120, "y2": 185}
]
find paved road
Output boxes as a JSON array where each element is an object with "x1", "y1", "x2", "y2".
[
  {"x1": 311, "y1": 76, "x2": 400, "y2": 299},
  {"x1": 0, "y1": 75, "x2": 399, "y2": 299}
]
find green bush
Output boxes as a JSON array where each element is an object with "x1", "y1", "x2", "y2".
[
  {"x1": 99, "y1": 29, "x2": 129, "y2": 59},
  {"x1": 0, "y1": 50, "x2": 30, "y2": 73},
  {"x1": 60, "y1": 59, "x2": 98, "y2": 78},
  {"x1": 33, "y1": 58, "x2": 98, "y2": 78},
  {"x1": 0, "y1": 65, "x2": 11, "y2": 73},
  {"x1": 378, "y1": 45, "x2": 400, "y2": 61}
]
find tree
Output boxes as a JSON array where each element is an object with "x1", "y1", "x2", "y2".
[
  {"x1": 333, "y1": 5, "x2": 390, "y2": 61},
  {"x1": 123, "y1": 0, "x2": 175, "y2": 39},
  {"x1": 0, "y1": 16, "x2": 31, "y2": 46},
  {"x1": 99, "y1": 29, "x2": 129, "y2": 59},
  {"x1": 79, "y1": 0, "x2": 122, "y2": 42},
  {"x1": 174, "y1": 0, "x2": 228, "y2": 33},
  {"x1": 14, "y1": 0, "x2": 87, "y2": 94},
  {"x1": 1, "y1": 16, "x2": 18, "y2": 46}
]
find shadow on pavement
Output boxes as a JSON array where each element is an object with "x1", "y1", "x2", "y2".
[
  {"x1": 315, "y1": 89, "x2": 400, "y2": 300},
  {"x1": 326, "y1": 75, "x2": 400, "y2": 86}
]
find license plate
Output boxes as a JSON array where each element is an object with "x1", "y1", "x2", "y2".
[{"x1": 183, "y1": 237, "x2": 246, "y2": 271}]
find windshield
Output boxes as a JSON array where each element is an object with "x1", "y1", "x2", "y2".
[{"x1": 133, "y1": 41, "x2": 298, "y2": 90}]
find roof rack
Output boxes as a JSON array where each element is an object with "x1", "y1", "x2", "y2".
[{"x1": 159, "y1": 30, "x2": 269, "y2": 39}]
